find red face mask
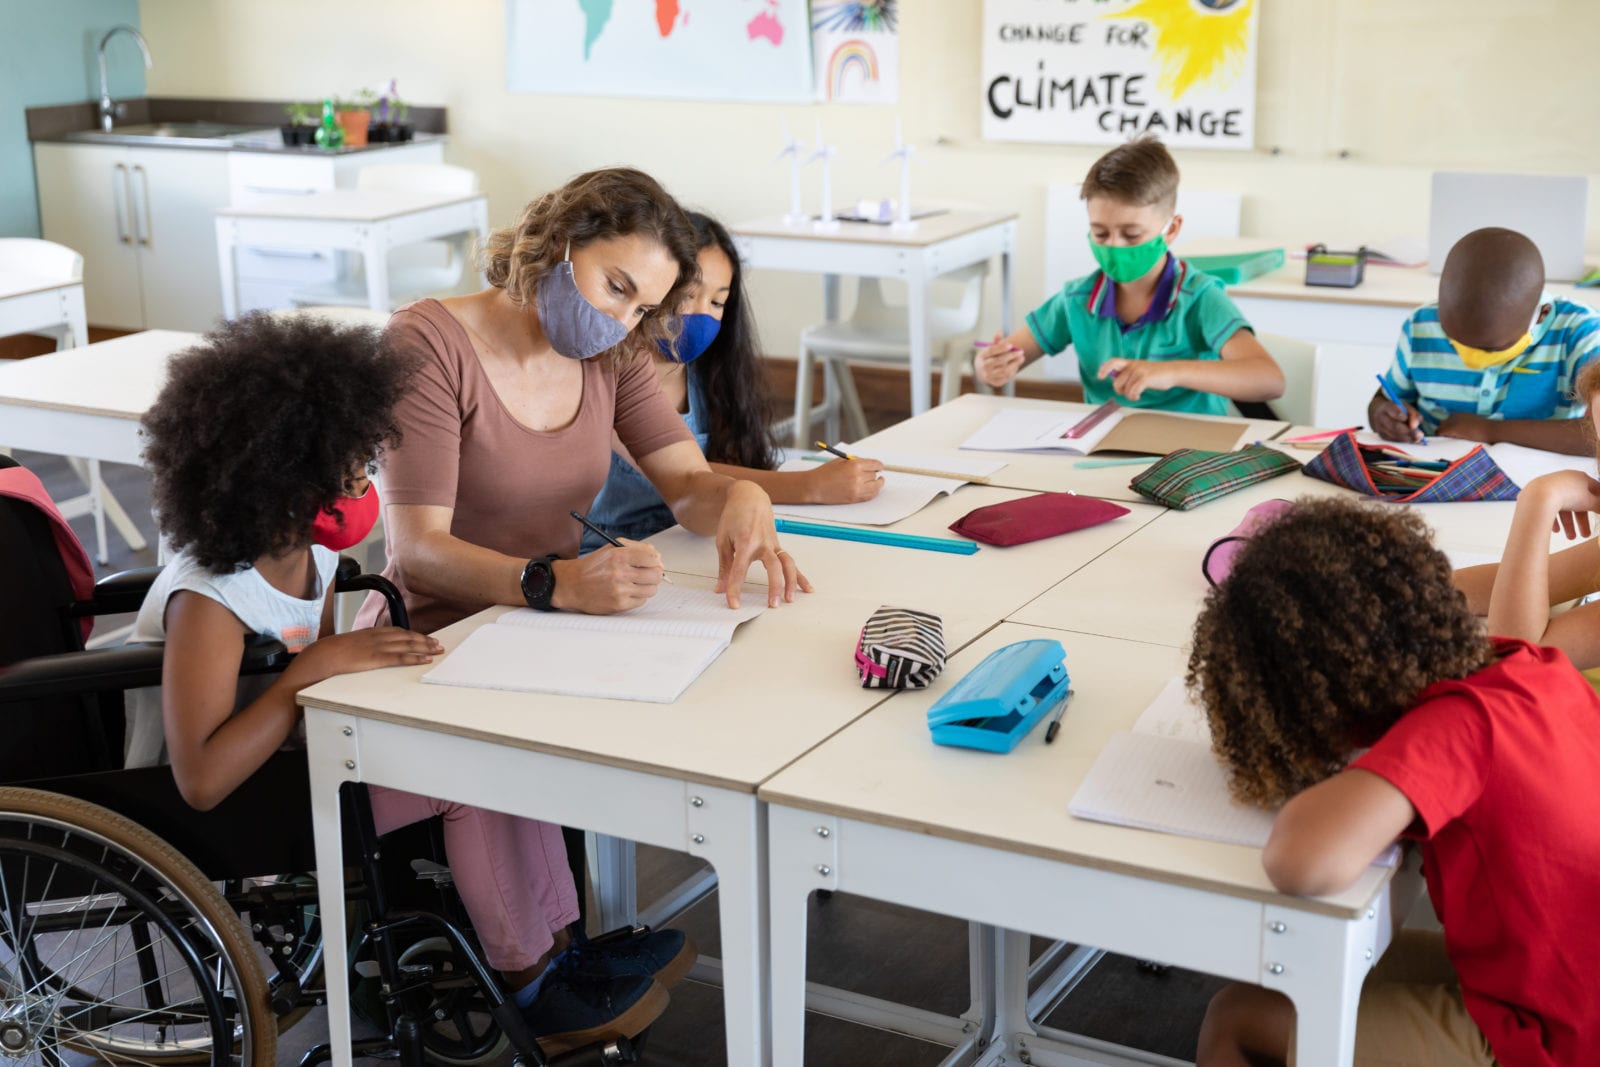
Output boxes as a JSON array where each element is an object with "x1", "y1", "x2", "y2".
[{"x1": 311, "y1": 482, "x2": 380, "y2": 552}]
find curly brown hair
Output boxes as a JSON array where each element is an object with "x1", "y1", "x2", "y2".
[
  {"x1": 480, "y1": 167, "x2": 699, "y2": 359},
  {"x1": 1186, "y1": 497, "x2": 1491, "y2": 808},
  {"x1": 140, "y1": 312, "x2": 419, "y2": 573}
]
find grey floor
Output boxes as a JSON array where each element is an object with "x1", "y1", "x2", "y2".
[{"x1": 18, "y1": 447, "x2": 1225, "y2": 1066}]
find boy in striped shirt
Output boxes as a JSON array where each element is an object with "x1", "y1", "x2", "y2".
[{"x1": 1371, "y1": 227, "x2": 1600, "y2": 455}]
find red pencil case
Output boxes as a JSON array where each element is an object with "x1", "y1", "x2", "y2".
[{"x1": 948, "y1": 492, "x2": 1129, "y2": 547}]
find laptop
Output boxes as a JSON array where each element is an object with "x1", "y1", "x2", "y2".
[{"x1": 1428, "y1": 172, "x2": 1589, "y2": 281}]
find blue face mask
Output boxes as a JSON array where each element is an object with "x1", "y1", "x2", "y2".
[
  {"x1": 655, "y1": 313, "x2": 721, "y2": 364},
  {"x1": 535, "y1": 246, "x2": 629, "y2": 361}
]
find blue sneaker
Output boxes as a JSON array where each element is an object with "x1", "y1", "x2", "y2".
[
  {"x1": 521, "y1": 966, "x2": 667, "y2": 1058},
  {"x1": 565, "y1": 927, "x2": 698, "y2": 989}
]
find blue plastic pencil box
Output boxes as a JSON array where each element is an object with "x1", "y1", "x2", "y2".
[{"x1": 925, "y1": 639, "x2": 1069, "y2": 753}]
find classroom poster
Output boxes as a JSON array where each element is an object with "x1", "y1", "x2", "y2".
[
  {"x1": 505, "y1": 0, "x2": 813, "y2": 102},
  {"x1": 981, "y1": 0, "x2": 1258, "y2": 149},
  {"x1": 812, "y1": 0, "x2": 899, "y2": 104}
]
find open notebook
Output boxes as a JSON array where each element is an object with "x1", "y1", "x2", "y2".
[
  {"x1": 422, "y1": 587, "x2": 764, "y2": 703},
  {"x1": 960, "y1": 408, "x2": 1252, "y2": 457},
  {"x1": 1070, "y1": 678, "x2": 1399, "y2": 866},
  {"x1": 771, "y1": 450, "x2": 1006, "y2": 526}
]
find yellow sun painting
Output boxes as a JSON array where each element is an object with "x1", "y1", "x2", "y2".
[{"x1": 1114, "y1": 0, "x2": 1253, "y2": 101}]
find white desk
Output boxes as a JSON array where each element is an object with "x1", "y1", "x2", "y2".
[
  {"x1": 0, "y1": 330, "x2": 197, "y2": 466},
  {"x1": 761, "y1": 624, "x2": 1419, "y2": 1067},
  {"x1": 733, "y1": 210, "x2": 1018, "y2": 418},
  {"x1": 0, "y1": 269, "x2": 88, "y2": 350},
  {"x1": 215, "y1": 189, "x2": 490, "y2": 316},
  {"x1": 844, "y1": 393, "x2": 1287, "y2": 503}
]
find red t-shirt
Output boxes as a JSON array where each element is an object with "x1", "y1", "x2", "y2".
[{"x1": 1353, "y1": 639, "x2": 1600, "y2": 1066}]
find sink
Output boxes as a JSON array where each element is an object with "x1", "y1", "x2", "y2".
[{"x1": 63, "y1": 121, "x2": 271, "y2": 147}]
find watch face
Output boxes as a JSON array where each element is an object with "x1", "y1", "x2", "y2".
[{"x1": 523, "y1": 559, "x2": 554, "y2": 608}]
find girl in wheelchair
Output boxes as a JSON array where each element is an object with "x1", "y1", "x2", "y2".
[{"x1": 131, "y1": 313, "x2": 686, "y2": 1057}]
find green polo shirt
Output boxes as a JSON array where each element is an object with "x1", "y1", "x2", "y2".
[{"x1": 1024, "y1": 257, "x2": 1252, "y2": 416}]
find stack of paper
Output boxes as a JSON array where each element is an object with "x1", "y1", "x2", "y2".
[
  {"x1": 1070, "y1": 677, "x2": 1398, "y2": 866},
  {"x1": 422, "y1": 587, "x2": 764, "y2": 703},
  {"x1": 772, "y1": 449, "x2": 1007, "y2": 526},
  {"x1": 960, "y1": 408, "x2": 1252, "y2": 457}
]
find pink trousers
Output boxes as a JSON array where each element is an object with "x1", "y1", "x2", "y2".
[{"x1": 368, "y1": 785, "x2": 580, "y2": 972}]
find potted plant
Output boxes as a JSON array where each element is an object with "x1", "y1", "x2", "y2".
[
  {"x1": 334, "y1": 88, "x2": 376, "y2": 147},
  {"x1": 280, "y1": 101, "x2": 318, "y2": 147},
  {"x1": 369, "y1": 79, "x2": 415, "y2": 143}
]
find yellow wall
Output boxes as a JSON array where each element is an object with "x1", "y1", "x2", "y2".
[{"x1": 140, "y1": 0, "x2": 1600, "y2": 355}]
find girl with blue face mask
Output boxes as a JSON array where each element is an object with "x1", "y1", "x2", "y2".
[{"x1": 582, "y1": 211, "x2": 885, "y2": 552}]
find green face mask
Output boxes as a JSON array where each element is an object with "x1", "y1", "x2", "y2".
[{"x1": 1089, "y1": 225, "x2": 1171, "y2": 284}]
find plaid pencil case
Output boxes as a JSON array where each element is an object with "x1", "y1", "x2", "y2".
[
  {"x1": 1301, "y1": 432, "x2": 1520, "y2": 503},
  {"x1": 855, "y1": 606, "x2": 946, "y2": 689},
  {"x1": 1130, "y1": 445, "x2": 1301, "y2": 511}
]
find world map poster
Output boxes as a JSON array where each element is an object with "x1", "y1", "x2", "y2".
[{"x1": 507, "y1": 0, "x2": 814, "y2": 102}]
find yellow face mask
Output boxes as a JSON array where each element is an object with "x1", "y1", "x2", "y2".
[{"x1": 1448, "y1": 301, "x2": 1545, "y2": 370}]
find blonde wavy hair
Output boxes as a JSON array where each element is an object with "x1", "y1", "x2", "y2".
[{"x1": 481, "y1": 167, "x2": 698, "y2": 358}]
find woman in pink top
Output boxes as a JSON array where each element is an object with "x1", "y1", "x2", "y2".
[{"x1": 357, "y1": 168, "x2": 808, "y2": 1052}]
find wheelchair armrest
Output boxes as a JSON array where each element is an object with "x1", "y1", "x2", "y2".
[
  {"x1": 0, "y1": 636, "x2": 291, "y2": 703},
  {"x1": 336, "y1": 556, "x2": 410, "y2": 631},
  {"x1": 66, "y1": 566, "x2": 166, "y2": 618}
]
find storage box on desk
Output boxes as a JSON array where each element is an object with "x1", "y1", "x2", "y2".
[
  {"x1": 926, "y1": 639, "x2": 1069, "y2": 754},
  {"x1": 1185, "y1": 248, "x2": 1285, "y2": 285}
]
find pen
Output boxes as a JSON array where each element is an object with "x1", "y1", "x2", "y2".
[
  {"x1": 972, "y1": 340, "x2": 1021, "y2": 353},
  {"x1": 1282, "y1": 426, "x2": 1359, "y2": 442},
  {"x1": 1073, "y1": 456, "x2": 1155, "y2": 469},
  {"x1": 569, "y1": 510, "x2": 673, "y2": 583},
  {"x1": 1044, "y1": 687, "x2": 1075, "y2": 744}
]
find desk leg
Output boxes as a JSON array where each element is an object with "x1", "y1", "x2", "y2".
[
  {"x1": 766, "y1": 804, "x2": 830, "y2": 1067},
  {"x1": 999, "y1": 239, "x2": 1016, "y2": 399},
  {"x1": 1263, "y1": 905, "x2": 1374, "y2": 1067},
  {"x1": 473, "y1": 200, "x2": 491, "y2": 287},
  {"x1": 62, "y1": 287, "x2": 88, "y2": 350},
  {"x1": 306, "y1": 712, "x2": 357, "y2": 1067},
  {"x1": 364, "y1": 227, "x2": 390, "y2": 312},
  {"x1": 699, "y1": 787, "x2": 771, "y2": 1066},
  {"x1": 592, "y1": 833, "x2": 639, "y2": 931},
  {"x1": 907, "y1": 261, "x2": 932, "y2": 415},
  {"x1": 215, "y1": 220, "x2": 239, "y2": 319}
]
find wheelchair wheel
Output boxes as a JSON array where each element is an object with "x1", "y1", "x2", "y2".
[
  {"x1": 392, "y1": 936, "x2": 507, "y2": 1066},
  {"x1": 0, "y1": 788, "x2": 274, "y2": 1066}
]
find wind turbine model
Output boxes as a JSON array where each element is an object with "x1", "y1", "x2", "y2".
[
  {"x1": 774, "y1": 116, "x2": 809, "y2": 228},
  {"x1": 884, "y1": 116, "x2": 917, "y2": 233},
  {"x1": 806, "y1": 117, "x2": 840, "y2": 233}
]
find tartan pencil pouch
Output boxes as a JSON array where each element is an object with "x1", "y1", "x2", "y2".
[
  {"x1": 1130, "y1": 445, "x2": 1301, "y2": 511},
  {"x1": 1301, "y1": 432, "x2": 1520, "y2": 503},
  {"x1": 855, "y1": 606, "x2": 946, "y2": 690}
]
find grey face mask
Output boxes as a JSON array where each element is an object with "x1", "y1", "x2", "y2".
[{"x1": 536, "y1": 246, "x2": 629, "y2": 360}]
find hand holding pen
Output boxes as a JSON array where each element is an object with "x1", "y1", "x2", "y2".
[
  {"x1": 973, "y1": 331, "x2": 1027, "y2": 388},
  {"x1": 1370, "y1": 374, "x2": 1427, "y2": 444}
]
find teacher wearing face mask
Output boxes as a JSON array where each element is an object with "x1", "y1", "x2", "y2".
[{"x1": 357, "y1": 167, "x2": 809, "y2": 636}]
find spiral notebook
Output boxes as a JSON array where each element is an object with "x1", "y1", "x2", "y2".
[
  {"x1": 1070, "y1": 678, "x2": 1399, "y2": 867},
  {"x1": 422, "y1": 587, "x2": 765, "y2": 704},
  {"x1": 960, "y1": 408, "x2": 1252, "y2": 457}
]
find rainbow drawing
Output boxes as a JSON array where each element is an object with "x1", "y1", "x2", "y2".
[{"x1": 826, "y1": 38, "x2": 879, "y2": 100}]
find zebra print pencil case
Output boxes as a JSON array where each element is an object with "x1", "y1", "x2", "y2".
[{"x1": 855, "y1": 606, "x2": 946, "y2": 689}]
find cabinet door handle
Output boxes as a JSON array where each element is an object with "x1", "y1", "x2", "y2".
[
  {"x1": 133, "y1": 164, "x2": 152, "y2": 247},
  {"x1": 112, "y1": 163, "x2": 132, "y2": 244},
  {"x1": 247, "y1": 248, "x2": 327, "y2": 260}
]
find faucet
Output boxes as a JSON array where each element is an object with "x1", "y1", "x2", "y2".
[{"x1": 97, "y1": 25, "x2": 153, "y2": 132}]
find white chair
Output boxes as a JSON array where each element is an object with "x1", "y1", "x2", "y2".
[
  {"x1": 1246, "y1": 332, "x2": 1319, "y2": 426},
  {"x1": 289, "y1": 164, "x2": 481, "y2": 310},
  {"x1": 0, "y1": 238, "x2": 146, "y2": 565},
  {"x1": 791, "y1": 263, "x2": 989, "y2": 448}
]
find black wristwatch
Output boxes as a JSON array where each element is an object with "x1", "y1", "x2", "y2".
[{"x1": 520, "y1": 555, "x2": 560, "y2": 611}]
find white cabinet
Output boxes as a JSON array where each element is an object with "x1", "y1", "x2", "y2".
[
  {"x1": 225, "y1": 140, "x2": 444, "y2": 313},
  {"x1": 34, "y1": 138, "x2": 446, "y2": 329},
  {"x1": 35, "y1": 142, "x2": 230, "y2": 332}
]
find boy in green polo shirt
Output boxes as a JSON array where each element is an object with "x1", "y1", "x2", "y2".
[{"x1": 975, "y1": 137, "x2": 1283, "y2": 416}]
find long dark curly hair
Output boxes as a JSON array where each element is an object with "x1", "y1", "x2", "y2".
[
  {"x1": 686, "y1": 211, "x2": 777, "y2": 470},
  {"x1": 1186, "y1": 497, "x2": 1491, "y2": 808},
  {"x1": 140, "y1": 313, "x2": 418, "y2": 573}
]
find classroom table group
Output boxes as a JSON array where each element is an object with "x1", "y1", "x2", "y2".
[{"x1": 284, "y1": 392, "x2": 1578, "y2": 1067}]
